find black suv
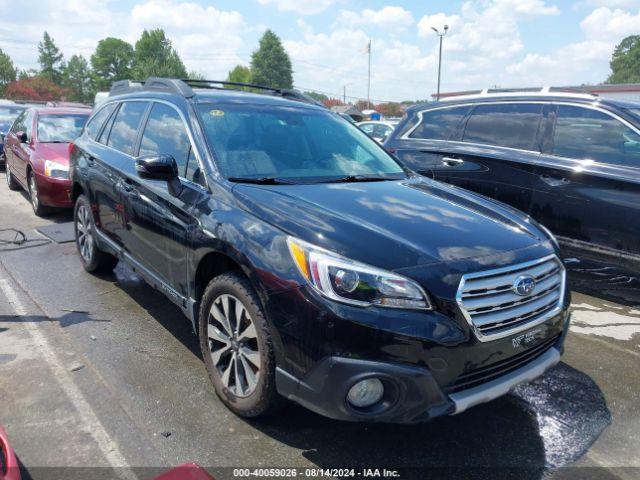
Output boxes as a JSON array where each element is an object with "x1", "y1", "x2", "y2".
[
  {"x1": 69, "y1": 78, "x2": 569, "y2": 423},
  {"x1": 385, "y1": 89, "x2": 640, "y2": 269}
]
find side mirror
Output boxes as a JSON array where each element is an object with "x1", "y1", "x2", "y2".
[
  {"x1": 16, "y1": 131, "x2": 27, "y2": 143},
  {"x1": 135, "y1": 154, "x2": 179, "y2": 181}
]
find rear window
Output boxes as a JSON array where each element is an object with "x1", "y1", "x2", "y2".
[
  {"x1": 0, "y1": 106, "x2": 26, "y2": 131},
  {"x1": 106, "y1": 102, "x2": 148, "y2": 155},
  {"x1": 38, "y1": 114, "x2": 88, "y2": 143},
  {"x1": 85, "y1": 103, "x2": 117, "y2": 140},
  {"x1": 462, "y1": 103, "x2": 542, "y2": 150},
  {"x1": 409, "y1": 105, "x2": 470, "y2": 140}
]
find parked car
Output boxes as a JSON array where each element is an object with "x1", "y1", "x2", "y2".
[
  {"x1": 0, "y1": 101, "x2": 26, "y2": 166},
  {"x1": 385, "y1": 90, "x2": 640, "y2": 269},
  {"x1": 69, "y1": 77, "x2": 569, "y2": 423},
  {"x1": 4, "y1": 106, "x2": 90, "y2": 216},
  {"x1": 357, "y1": 120, "x2": 395, "y2": 143}
]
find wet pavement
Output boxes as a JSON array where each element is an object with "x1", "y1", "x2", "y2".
[{"x1": 0, "y1": 169, "x2": 639, "y2": 480}]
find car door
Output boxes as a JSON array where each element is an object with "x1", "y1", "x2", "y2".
[
  {"x1": 10, "y1": 110, "x2": 35, "y2": 185},
  {"x1": 390, "y1": 104, "x2": 472, "y2": 177},
  {"x1": 531, "y1": 103, "x2": 640, "y2": 257},
  {"x1": 75, "y1": 102, "x2": 124, "y2": 242},
  {"x1": 4, "y1": 109, "x2": 27, "y2": 175},
  {"x1": 429, "y1": 102, "x2": 544, "y2": 216},
  {"x1": 119, "y1": 101, "x2": 205, "y2": 296}
]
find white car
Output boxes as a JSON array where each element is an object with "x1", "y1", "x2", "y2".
[{"x1": 356, "y1": 121, "x2": 395, "y2": 143}]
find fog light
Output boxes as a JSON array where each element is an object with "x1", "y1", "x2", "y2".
[{"x1": 347, "y1": 378, "x2": 384, "y2": 408}]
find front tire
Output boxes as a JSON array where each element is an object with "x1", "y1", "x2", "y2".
[
  {"x1": 74, "y1": 194, "x2": 118, "y2": 273},
  {"x1": 5, "y1": 164, "x2": 20, "y2": 191},
  {"x1": 199, "y1": 272, "x2": 280, "y2": 418},
  {"x1": 28, "y1": 171, "x2": 49, "y2": 217}
]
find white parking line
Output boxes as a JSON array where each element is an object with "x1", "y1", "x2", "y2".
[{"x1": 0, "y1": 278, "x2": 138, "y2": 480}]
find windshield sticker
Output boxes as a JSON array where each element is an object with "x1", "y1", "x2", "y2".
[{"x1": 209, "y1": 109, "x2": 225, "y2": 117}]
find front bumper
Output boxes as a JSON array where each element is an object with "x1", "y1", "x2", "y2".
[
  {"x1": 268, "y1": 277, "x2": 570, "y2": 423},
  {"x1": 34, "y1": 171, "x2": 72, "y2": 207}
]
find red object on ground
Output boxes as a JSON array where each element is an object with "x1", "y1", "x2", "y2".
[
  {"x1": 0, "y1": 426, "x2": 21, "y2": 480},
  {"x1": 152, "y1": 463, "x2": 215, "y2": 480}
]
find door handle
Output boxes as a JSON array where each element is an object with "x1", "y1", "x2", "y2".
[
  {"x1": 540, "y1": 174, "x2": 570, "y2": 187},
  {"x1": 121, "y1": 178, "x2": 135, "y2": 193},
  {"x1": 442, "y1": 157, "x2": 464, "y2": 166}
]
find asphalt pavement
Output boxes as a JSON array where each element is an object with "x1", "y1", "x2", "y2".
[{"x1": 0, "y1": 169, "x2": 639, "y2": 480}]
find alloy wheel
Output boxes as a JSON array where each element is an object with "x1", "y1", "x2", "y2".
[
  {"x1": 207, "y1": 294, "x2": 260, "y2": 398},
  {"x1": 29, "y1": 174, "x2": 39, "y2": 212},
  {"x1": 76, "y1": 204, "x2": 94, "y2": 263}
]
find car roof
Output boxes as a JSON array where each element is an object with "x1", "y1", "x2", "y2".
[
  {"x1": 34, "y1": 106, "x2": 92, "y2": 115},
  {"x1": 405, "y1": 93, "x2": 640, "y2": 114}
]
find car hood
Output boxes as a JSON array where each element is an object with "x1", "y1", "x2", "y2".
[
  {"x1": 34, "y1": 142, "x2": 71, "y2": 165},
  {"x1": 232, "y1": 177, "x2": 551, "y2": 271}
]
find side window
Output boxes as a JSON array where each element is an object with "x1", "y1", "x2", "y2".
[
  {"x1": 462, "y1": 103, "x2": 542, "y2": 150},
  {"x1": 107, "y1": 101, "x2": 148, "y2": 155},
  {"x1": 185, "y1": 148, "x2": 205, "y2": 186},
  {"x1": 24, "y1": 111, "x2": 34, "y2": 139},
  {"x1": 360, "y1": 124, "x2": 374, "y2": 134},
  {"x1": 11, "y1": 110, "x2": 26, "y2": 133},
  {"x1": 86, "y1": 103, "x2": 117, "y2": 140},
  {"x1": 139, "y1": 103, "x2": 191, "y2": 175},
  {"x1": 552, "y1": 105, "x2": 640, "y2": 168},
  {"x1": 409, "y1": 105, "x2": 470, "y2": 140}
]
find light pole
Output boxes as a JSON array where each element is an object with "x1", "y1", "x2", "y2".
[{"x1": 431, "y1": 25, "x2": 448, "y2": 101}]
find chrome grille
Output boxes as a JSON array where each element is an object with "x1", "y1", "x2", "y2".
[{"x1": 456, "y1": 255, "x2": 565, "y2": 342}]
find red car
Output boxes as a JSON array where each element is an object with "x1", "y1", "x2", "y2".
[{"x1": 4, "y1": 106, "x2": 90, "y2": 216}]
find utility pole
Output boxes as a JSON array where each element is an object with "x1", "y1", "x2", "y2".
[
  {"x1": 431, "y1": 25, "x2": 448, "y2": 101},
  {"x1": 367, "y1": 39, "x2": 371, "y2": 109}
]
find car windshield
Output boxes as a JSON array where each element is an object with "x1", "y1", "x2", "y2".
[
  {"x1": 0, "y1": 106, "x2": 25, "y2": 131},
  {"x1": 626, "y1": 108, "x2": 640, "y2": 122},
  {"x1": 197, "y1": 103, "x2": 406, "y2": 183},
  {"x1": 37, "y1": 114, "x2": 89, "y2": 143}
]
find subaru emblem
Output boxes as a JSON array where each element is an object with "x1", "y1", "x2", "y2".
[{"x1": 513, "y1": 275, "x2": 536, "y2": 296}]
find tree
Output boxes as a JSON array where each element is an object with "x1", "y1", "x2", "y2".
[
  {"x1": 91, "y1": 37, "x2": 134, "y2": 91},
  {"x1": 0, "y1": 48, "x2": 17, "y2": 93},
  {"x1": 375, "y1": 102, "x2": 404, "y2": 117},
  {"x1": 608, "y1": 35, "x2": 640, "y2": 84},
  {"x1": 188, "y1": 70, "x2": 206, "y2": 80},
  {"x1": 323, "y1": 98, "x2": 345, "y2": 108},
  {"x1": 38, "y1": 32, "x2": 64, "y2": 84},
  {"x1": 304, "y1": 91, "x2": 328, "y2": 102},
  {"x1": 132, "y1": 29, "x2": 187, "y2": 79},
  {"x1": 4, "y1": 76, "x2": 68, "y2": 101},
  {"x1": 62, "y1": 55, "x2": 93, "y2": 103},
  {"x1": 226, "y1": 64, "x2": 251, "y2": 84},
  {"x1": 250, "y1": 30, "x2": 293, "y2": 89}
]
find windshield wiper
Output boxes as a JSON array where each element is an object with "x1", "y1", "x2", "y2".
[
  {"x1": 332, "y1": 174, "x2": 397, "y2": 183},
  {"x1": 228, "y1": 176, "x2": 297, "y2": 185}
]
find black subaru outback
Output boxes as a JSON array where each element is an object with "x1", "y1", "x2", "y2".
[{"x1": 69, "y1": 78, "x2": 570, "y2": 423}]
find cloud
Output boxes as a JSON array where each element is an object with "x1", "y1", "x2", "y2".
[
  {"x1": 335, "y1": 6, "x2": 415, "y2": 29},
  {"x1": 580, "y1": 6, "x2": 640, "y2": 39},
  {"x1": 257, "y1": 0, "x2": 336, "y2": 15}
]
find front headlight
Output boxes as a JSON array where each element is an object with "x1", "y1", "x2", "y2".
[
  {"x1": 44, "y1": 160, "x2": 69, "y2": 179},
  {"x1": 287, "y1": 237, "x2": 431, "y2": 310}
]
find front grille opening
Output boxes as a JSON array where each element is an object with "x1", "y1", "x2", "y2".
[{"x1": 445, "y1": 334, "x2": 560, "y2": 393}]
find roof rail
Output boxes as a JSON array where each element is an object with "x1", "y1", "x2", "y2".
[
  {"x1": 182, "y1": 79, "x2": 325, "y2": 107},
  {"x1": 108, "y1": 77, "x2": 325, "y2": 107},
  {"x1": 438, "y1": 86, "x2": 599, "y2": 102}
]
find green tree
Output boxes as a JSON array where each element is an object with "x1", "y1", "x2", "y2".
[
  {"x1": 91, "y1": 37, "x2": 134, "y2": 91},
  {"x1": 250, "y1": 30, "x2": 293, "y2": 89},
  {"x1": 226, "y1": 64, "x2": 251, "y2": 84},
  {"x1": 608, "y1": 35, "x2": 640, "y2": 84},
  {"x1": 303, "y1": 91, "x2": 328, "y2": 102},
  {"x1": 38, "y1": 32, "x2": 64, "y2": 84},
  {"x1": 132, "y1": 29, "x2": 187, "y2": 79},
  {"x1": 62, "y1": 55, "x2": 93, "y2": 103},
  {"x1": 0, "y1": 48, "x2": 17, "y2": 93},
  {"x1": 187, "y1": 70, "x2": 206, "y2": 80}
]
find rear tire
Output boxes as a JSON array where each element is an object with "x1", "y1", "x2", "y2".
[
  {"x1": 28, "y1": 171, "x2": 50, "y2": 217},
  {"x1": 5, "y1": 164, "x2": 20, "y2": 191},
  {"x1": 199, "y1": 272, "x2": 281, "y2": 418},
  {"x1": 74, "y1": 194, "x2": 118, "y2": 274}
]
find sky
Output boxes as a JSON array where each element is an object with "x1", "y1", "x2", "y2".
[{"x1": 0, "y1": 0, "x2": 639, "y2": 102}]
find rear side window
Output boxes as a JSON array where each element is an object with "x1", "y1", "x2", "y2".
[
  {"x1": 107, "y1": 101, "x2": 148, "y2": 155},
  {"x1": 10, "y1": 110, "x2": 27, "y2": 133},
  {"x1": 409, "y1": 105, "x2": 470, "y2": 140},
  {"x1": 85, "y1": 103, "x2": 117, "y2": 140},
  {"x1": 139, "y1": 103, "x2": 191, "y2": 175},
  {"x1": 462, "y1": 103, "x2": 542, "y2": 150},
  {"x1": 552, "y1": 105, "x2": 640, "y2": 168}
]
